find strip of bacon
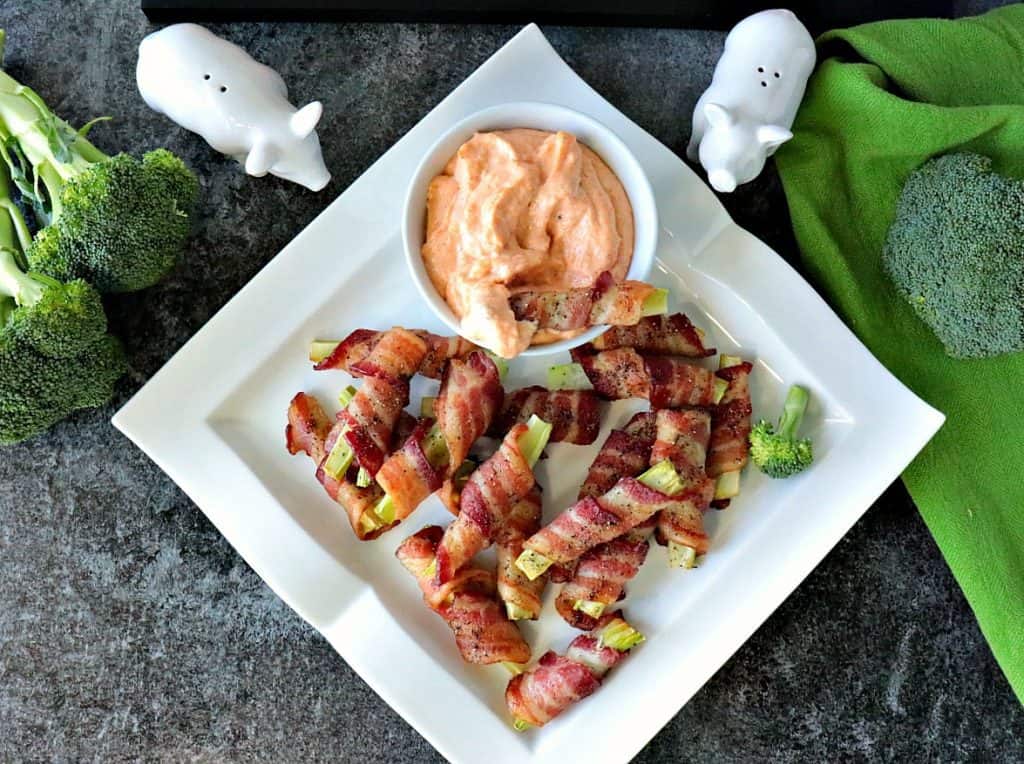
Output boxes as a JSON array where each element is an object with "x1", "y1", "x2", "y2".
[
  {"x1": 578, "y1": 428, "x2": 655, "y2": 501},
  {"x1": 435, "y1": 423, "x2": 536, "y2": 585},
  {"x1": 555, "y1": 519, "x2": 654, "y2": 630},
  {"x1": 315, "y1": 328, "x2": 477, "y2": 379},
  {"x1": 592, "y1": 313, "x2": 716, "y2": 357},
  {"x1": 509, "y1": 271, "x2": 657, "y2": 331},
  {"x1": 436, "y1": 351, "x2": 504, "y2": 467},
  {"x1": 496, "y1": 485, "x2": 545, "y2": 620},
  {"x1": 339, "y1": 376, "x2": 410, "y2": 476},
  {"x1": 285, "y1": 392, "x2": 332, "y2": 465},
  {"x1": 652, "y1": 409, "x2": 713, "y2": 557},
  {"x1": 571, "y1": 347, "x2": 719, "y2": 408},
  {"x1": 490, "y1": 386, "x2": 600, "y2": 445},
  {"x1": 396, "y1": 526, "x2": 531, "y2": 665},
  {"x1": 523, "y1": 477, "x2": 680, "y2": 567},
  {"x1": 505, "y1": 612, "x2": 642, "y2": 728},
  {"x1": 707, "y1": 361, "x2": 754, "y2": 508}
]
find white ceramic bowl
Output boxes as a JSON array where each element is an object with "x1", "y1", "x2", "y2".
[{"x1": 401, "y1": 101, "x2": 658, "y2": 358}]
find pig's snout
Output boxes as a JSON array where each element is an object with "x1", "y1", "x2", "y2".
[{"x1": 708, "y1": 169, "x2": 737, "y2": 193}]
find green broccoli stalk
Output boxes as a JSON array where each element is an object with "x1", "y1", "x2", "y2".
[
  {"x1": 0, "y1": 34, "x2": 198, "y2": 293},
  {"x1": 883, "y1": 153, "x2": 1024, "y2": 359},
  {"x1": 0, "y1": 168, "x2": 106, "y2": 358},
  {"x1": 749, "y1": 385, "x2": 814, "y2": 479}
]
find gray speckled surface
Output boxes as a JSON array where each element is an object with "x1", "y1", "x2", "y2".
[{"x1": 1, "y1": 1, "x2": 1022, "y2": 761}]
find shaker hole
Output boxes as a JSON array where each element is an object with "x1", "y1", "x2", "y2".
[
  {"x1": 757, "y1": 66, "x2": 764, "y2": 73},
  {"x1": 761, "y1": 81, "x2": 767, "y2": 87},
  {"x1": 774, "y1": 72, "x2": 781, "y2": 78},
  {"x1": 220, "y1": 85, "x2": 228, "y2": 93},
  {"x1": 203, "y1": 74, "x2": 211, "y2": 80}
]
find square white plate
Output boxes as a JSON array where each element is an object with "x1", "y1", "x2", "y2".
[{"x1": 113, "y1": 24, "x2": 944, "y2": 764}]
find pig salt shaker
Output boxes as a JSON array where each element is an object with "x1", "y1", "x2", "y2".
[
  {"x1": 687, "y1": 9, "x2": 815, "y2": 193},
  {"x1": 136, "y1": 23, "x2": 331, "y2": 191}
]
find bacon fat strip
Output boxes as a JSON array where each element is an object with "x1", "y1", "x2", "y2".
[
  {"x1": 652, "y1": 409, "x2": 713, "y2": 556},
  {"x1": 707, "y1": 361, "x2": 754, "y2": 508},
  {"x1": 572, "y1": 347, "x2": 719, "y2": 408},
  {"x1": 505, "y1": 612, "x2": 642, "y2": 728},
  {"x1": 496, "y1": 485, "x2": 546, "y2": 620},
  {"x1": 523, "y1": 477, "x2": 680, "y2": 568},
  {"x1": 315, "y1": 327, "x2": 477, "y2": 379},
  {"x1": 490, "y1": 386, "x2": 600, "y2": 445},
  {"x1": 285, "y1": 392, "x2": 333, "y2": 465},
  {"x1": 396, "y1": 526, "x2": 531, "y2": 665},
  {"x1": 592, "y1": 313, "x2": 716, "y2": 357},
  {"x1": 435, "y1": 423, "x2": 536, "y2": 586},
  {"x1": 555, "y1": 518, "x2": 654, "y2": 630},
  {"x1": 509, "y1": 271, "x2": 658, "y2": 332}
]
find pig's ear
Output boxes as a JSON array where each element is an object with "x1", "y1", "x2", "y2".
[
  {"x1": 290, "y1": 102, "x2": 323, "y2": 138},
  {"x1": 245, "y1": 142, "x2": 279, "y2": 177},
  {"x1": 703, "y1": 103, "x2": 734, "y2": 130},
  {"x1": 756, "y1": 124, "x2": 793, "y2": 150}
]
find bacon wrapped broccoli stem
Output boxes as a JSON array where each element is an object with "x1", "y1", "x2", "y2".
[
  {"x1": 435, "y1": 416, "x2": 552, "y2": 585},
  {"x1": 516, "y1": 459, "x2": 686, "y2": 581},
  {"x1": 396, "y1": 526, "x2": 531, "y2": 665},
  {"x1": 285, "y1": 391, "x2": 414, "y2": 539},
  {"x1": 561, "y1": 347, "x2": 728, "y2": 409},
  {"x1": 651, "y1": 408, "x2": 714, "y2": 567},
  {"x1": 555, "y1": 519, "x2": 654, "y2": 630},
  {"x1": 707, "y1": 356, "x2": 754, "y2": 508},
  {"x1": 509, "y1": 271, "x2": 667, "y2": 333},
  {"x1": 496, "y1": 485, "x2": 545, "y2": 621},
  {"x1": 373, "y1": 351, "x2": 503, "y2": 527},
  {"x1": 591, "y1": 312, "x2": 715, "y2": 357},
  {"x1": 311, "y1": 327, "x2": 477, "y2": 379},
  {"x1": 506, "y1": 611, "x2": 644, "y2": 729},
  {"x1": 488, "y1": 386, "x2": 601, "y2": 445}
]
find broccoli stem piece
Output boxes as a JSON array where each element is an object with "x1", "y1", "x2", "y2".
[
  {"x1": 355, "y1": 467, "x2": 373, "y2": 488},
  {"x1": 516, "y1": 459, "x2": 684, "y2": 581},
  {"x1": 547, "y1": 362, "x2": 593, "y2": 391},
  {"x1": 309, "y1": 340, "x2": 339, "y2": 364},
  {"x1": 505, "y1": 602, "x2": 534, "y2": 621},
  {"x1": 775, "y1": 384, "x2": 809, "y2": 442},
  {"x1": 484, "y1": 350, "x2": 509, "y2": 382},
  {"x1": 321, "y1": 388, "x2": 359, "y2": 480},
  {"x1": 712, "y1": 377, "x2": 729, "y2": 404},
  {"x1": 573, "y1": 599, "x2": 606, "y2": 619},
  {"x1": 0, "y1": 247, "x2": 44, "y2": 307},
  {"x1": 518, "y1": 414, "x2": 552, "y2": 468},
  {"x1": 420, "y1": 396, "x2": 436, "y2": 418},
  {"x1": 641, "y1": 288, "x2": 669, "y2": 317},
  {"x1": 512, "y1": 719, "x2": 532, "y2": 732},
  {"x1": 668, "y1": 542, "x2": 697, "y2": 569},
  {"x1": 714, "y1": 470, "x2": 741, "y2": 500},
  {"x1": 719, "y1": 354, "x2": 742, "y2": 369},
  {"x1": 502, "y1": 661, "x2": 526, "y2": 675},
  {"x1": 596, "y1": 616, "x2": 645, "y2": 651}
]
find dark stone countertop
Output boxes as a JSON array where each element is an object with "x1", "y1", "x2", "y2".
[{"x1": 1, "y1": 1, "x2": 1021, "y2": 761}]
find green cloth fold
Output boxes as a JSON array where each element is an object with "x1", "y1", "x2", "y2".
[{"x1": 775, "y1": 5, "x2": 1024, "y2": 702}]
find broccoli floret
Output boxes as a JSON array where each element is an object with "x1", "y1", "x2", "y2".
[
  {"x1": 749, "y1": 385, "x2": 813, "y2": 479},
  {"x1": 0, "y1": 49, "x2": 198, "y2": 293},
  {"x1": 883, "y1": 153, "x2": 1024, "y2": 359},
  {"x1": 0, "y1": 332, "x2": 127, "y2": 445},
  {"x1": 0, "y1": 247, "x2": 106, "y2": 357}
]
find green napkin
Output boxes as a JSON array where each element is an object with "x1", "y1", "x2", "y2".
[{"x1": 774, "y1": 5, "x2": 1024, "y2": 702}]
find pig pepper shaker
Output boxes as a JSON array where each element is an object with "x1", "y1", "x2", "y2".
[
  {"x1": 687, "y1": 9, "x2": 815, "y2": 193},
  {"x1": 136, "y1": 23, "x2": 331, "y2": 191}
]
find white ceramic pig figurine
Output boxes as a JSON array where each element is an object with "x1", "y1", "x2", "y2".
[
  {"x1": 687, "y1": 9, "x2": 815, "y2": 193},
  {"x1": 136, "y1": 23, "x2": 331, "y2": 191}
]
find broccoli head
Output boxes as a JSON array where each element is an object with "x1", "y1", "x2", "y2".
[
  {"x1": 0, "y1": 332, "x2": 127, "y2": 445},
  {"x1": 26, "y1": 151, "x2": 198, "y2": 293},
  {"x1": 749, "y1": 385, "x2": 813, "y2": 479},
  {"x1": 0, "y1": 55, "x2": 198, "y2": 294},
  {"x1": 883, "y1": 153, "x2": 1024, "y2": 359},
  {"x1": 0, "y1": 246, "x2": 107, "y2": 358}
]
